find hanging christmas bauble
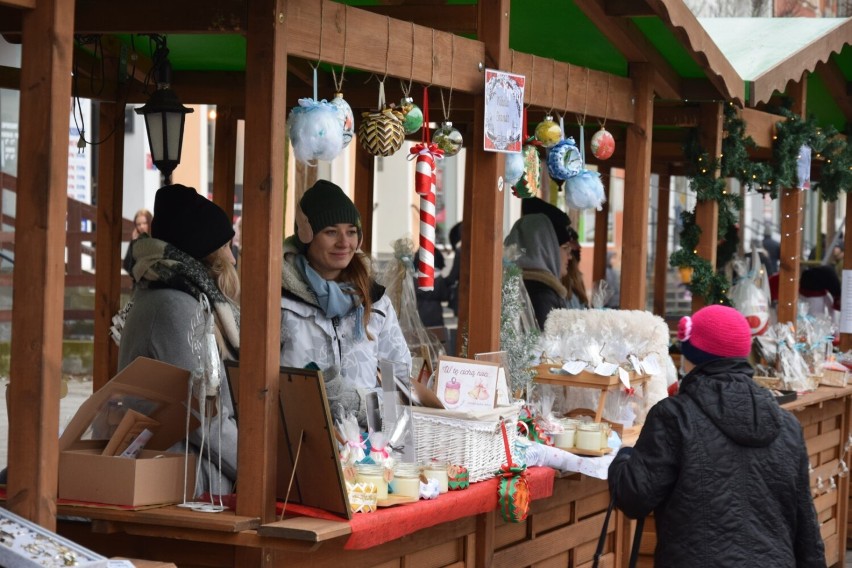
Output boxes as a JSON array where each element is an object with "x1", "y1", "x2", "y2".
[
  {"x1": 547, "y1": 137, "x2": 583, "y2": 181},
  {"x1": 433, "y1": 121, "x2": 463, "y2": 157},
  {"x1": 590, "y1": 127, "x2": 615, "y2": 160},
  {"x1": 358, "y1": 108, "x2": 405, "y2": 157},
  {"x1": 511, "y1": 144, "x2": 541, "y2": 199},
  {"x1": 505, "y1": 151, "x2": 525, "y2": 186},
  {"x1": 329, "y1": 92, "x2": 355, "y2": 149},
  {"x1": 534, "y1": 115, "x2": 562, "y2": 148},
  {"x1": 399, "y1": 97, "x2": 424, "y2": 135},
  {"x1": 287, "y1": 97, "x2": 344, "y2": 163}
]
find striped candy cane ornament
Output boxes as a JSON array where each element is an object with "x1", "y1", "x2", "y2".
[{"x1": 410, "y1": 142, "x2": 443, "y2": 291}]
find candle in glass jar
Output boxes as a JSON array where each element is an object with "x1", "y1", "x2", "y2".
[
  {"x1": 554, "y1": 425, "x2": 576, "y2": 449},
  {"x1": 356, "y1": 463, "x2": 388, "y2": 500},
  {"x1": 423, "y1": 461, "x2": 449, "y2": 493},
  {"x1": 390, "y1": 463, "x2": 421, "y2": 498},
  {"x1": 576, "y1": 422, "x2": 602, "y2": 452}
]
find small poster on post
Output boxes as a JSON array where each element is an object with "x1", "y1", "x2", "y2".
[
  {"x1": 483, "y1": 69, "x2": 525, "y2": 153},
  {"x1": 434, "y1": 356, "x2": 501, "y2": 411}
]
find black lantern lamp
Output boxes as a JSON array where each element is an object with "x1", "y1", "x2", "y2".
[{"x1": 135, "y1": 35, "x2": 193, "y2": 184}]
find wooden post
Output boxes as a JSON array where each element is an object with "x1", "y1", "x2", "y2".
[
  {"x1": 777, "y1": 79, "x2": 807, "y2": 325},
  {"x1": 456, "y1": 149, "x2": 475, "y2": 355},
  {"x1": 461, "y1": 0, "x2": 510, "y2": 356},
  {"x1": 353, "y1": 143, "x2": 374, "y2": 255},
  {"x1": 691, "y1": 102, "x2": 724, "y2": 311},
  {"x1": 93, "y1": 100, "x2": 127, "y2": 390},
  {"x1": 592, "y1": 177, "x2": 610, "y2": 286},
  {"x1": 842, "y1": 198, "x2": 852, "y2": 351},
  {"x1": 653, "y1": 173, "x2": 671, "y2": 316},
  {"x1": 212, "y1": 105, "x2": 238, "y2": 221},
  {"x1": 237, "y1": 0, "x2": 288, "y2": 526},
  {"x1": 619, "y1": 63, "x2": 654, "y2": 311},
  {"x1": 7, "y1": 0, "x2": 74, "y2": 528}
]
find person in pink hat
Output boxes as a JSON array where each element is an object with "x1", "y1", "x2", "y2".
[{"x1": 608, "y1": 305, "x2": 825, "y2": 567}]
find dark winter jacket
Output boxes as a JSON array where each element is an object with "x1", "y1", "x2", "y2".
[{"x1": 608, "y1": 358, "x2": 825, "y2": 568}]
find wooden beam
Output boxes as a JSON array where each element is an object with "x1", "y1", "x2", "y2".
[
  {"x1": 353, "y1": 143, "x2": 375, "y2": 255},
  {"x1": 741, "y1": 107, "x2": 783, "y2": 150},
  {"x1": 236, "y1": 0, "x2": 287, "y2": 525},
  {"x1": 691, "y1": 102, "x2": 723, "y2": 311},
  {"x1": 508, "y1": 52, "x2": 634, "y2": 124},
  {"x1": 212, "y1": 105, "x2": 238, "y2": 220},
  {"x1": 573, "y1": 0, "x2": 681, "y2": 101},
  {"x1": 620, "y1": 63, "x2": 654, "y2": 310},
  {"x1": 359, "y1": 5, "x2": 477, "y2": 35},
  {"x1": 463, "y1": 0, "x2": 509, "y2": 355},
  {"x1": 604, "y1": 0, "x2": 654, "y2": 16},
  {"x1": 92, "y1": 99, "x2": 126, "y2": 391},
  {"x1": 592, "y1": 181, "x2": 610, "y2": 286},
  {"x1": 653, "y1": 104, "x2": 699, "y2": 128},
  {"x1": 0, "y1": 0, "x2": 34, "y2": 9},
  {"x1": 653, "y1": 173, "x2": 671, "y2": 316},
  {"x1": 776, "y1": 79, "x2": 807, "y2": 325},
  {"x1": 72, "y1": 0, "x2": 247, "y2": 34},
  {"x1": 6, "y1": 0, "x2": 74, "y2": 529}
]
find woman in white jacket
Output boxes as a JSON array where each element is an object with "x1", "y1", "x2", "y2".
[{"x1": 280, "y1": 180, "x2": 411, "y2": 425}]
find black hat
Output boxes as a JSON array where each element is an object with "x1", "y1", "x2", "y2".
[
  {"x1": 521, "y1": 197, "x2": 572, "y2": 245},
  {"x1": 151, "y1": 184, "x2": 235, "y2": 260},
  {"x1": 296, "y1": 180, "x2": 362, "y2": 249}
]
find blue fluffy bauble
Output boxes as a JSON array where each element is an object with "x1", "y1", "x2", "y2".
[
  {"x1": 287, "y1": 98, "x2": 345, "y2": 163},
  {"x1": 505, "y1": 151, "x2": 525, "y2": 186}
]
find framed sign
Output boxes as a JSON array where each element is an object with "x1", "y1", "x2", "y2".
[
  {"x1": 225, "y1": 362, "x2": 351, "y2": 519},
  {"x1": 433, "y1": 356, "x2": 501, "y2": 411},
  {"x1": 483, "y1": 69, "x2": 525, "y2": 153}
]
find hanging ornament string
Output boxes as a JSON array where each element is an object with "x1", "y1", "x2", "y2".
[
  {"x1": 548, "y1": 59, "x2": 556, "y2": 116},
  {"x1": 376, "y1": 17, "x2": 392, "y2": 109},
  {"x1": 591, "y1": 74, "x2": 616, "y2": 161},
  {"x1": 576, "y1": 67, "x2": 590, "y2": 164},
  {"x1": 309, "y1": 0, "x2": 325, "y2": 102},
  {"x1": 525, "y1": 55, "x2": 535, "y2": 110},
  {"x1": 400, "y1": 22, "x2": 416, "y2": 99},
  {"x1": 399, "y1": 23, "x2": 424, "y2": 135},
  {"x1": 331, "y1": 5, "x2": 348, "y2": 93},
  {"x1": 440, "y1": 35, "x2": 456, "y2": 123}
]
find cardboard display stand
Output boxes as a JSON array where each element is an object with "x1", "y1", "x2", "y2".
[
  {"x1": 225, "y1": 363, "x2": 351, "y2": 519},
  {"x1": 58, "y1": 357, "x2": 197, "y2": 507}
]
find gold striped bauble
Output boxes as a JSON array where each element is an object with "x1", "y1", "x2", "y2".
[{"x1": 358, "y1": 108, "x2": 405, "y2": 157}]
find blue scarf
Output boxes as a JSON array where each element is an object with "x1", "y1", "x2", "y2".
[{"x1": 295, "y1": 254, "x2": 365, "y2": 340}]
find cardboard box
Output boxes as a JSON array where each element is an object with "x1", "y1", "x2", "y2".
[{"x1": 59, "y1": 357, "x2": 196, "y2": 506}]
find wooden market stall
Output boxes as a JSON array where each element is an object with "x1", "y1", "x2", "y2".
[{"x1": 1, "y1": 0, "x2": 852, "y2": 566}]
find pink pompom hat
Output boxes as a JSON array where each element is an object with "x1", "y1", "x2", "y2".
[{"x1": 677, "y1": 305, "x2": 753, "y2": 365}]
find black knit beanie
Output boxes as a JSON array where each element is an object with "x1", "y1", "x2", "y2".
[
  {"x1": 151, "y1": 184, "x2": 235, "y2": 260},
  {"x1": 296, "y1": 180, "x2": 362, "y2": 250},
  {"x1": 521, "y1": 196, "x2": 572, "y2": 245}
]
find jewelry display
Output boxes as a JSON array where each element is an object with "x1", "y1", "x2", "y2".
[{"x1": 0, "y1": 506, "x2": 107, "y2": 567}]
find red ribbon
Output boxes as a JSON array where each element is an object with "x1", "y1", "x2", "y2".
[{"x1": 422, "y1": 86, "x2": 431, "y2": 144}]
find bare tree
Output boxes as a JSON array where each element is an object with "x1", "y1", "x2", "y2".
[{"x1": 685, "y1": 0, "x2": 771, "y2": 16}]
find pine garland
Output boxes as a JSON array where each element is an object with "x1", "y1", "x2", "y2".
[
  {"x1": 500, "y1": 261, "x2": 539, "y2": 395},
  {"x1": 670, "y1": 101, "x2": 852, "y2": 305}
]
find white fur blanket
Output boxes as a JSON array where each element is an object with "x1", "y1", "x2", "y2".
[{"x1": 540, "y1": 309, "x2": 673, "y2": 425}]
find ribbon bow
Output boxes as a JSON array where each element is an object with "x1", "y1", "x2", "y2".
[
  {"x1": 347, "y1": 438, "x2": 367, "y2": 451},
  {"x1": 409, "y1": 142, "x2": 445, "y2": 159}
]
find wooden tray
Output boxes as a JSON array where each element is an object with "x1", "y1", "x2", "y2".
[
  {"x1": 557, "y1": 446, "x2": 612, "y2": 457},
  {"x1": 532, "y1": 363, "x2": 648, "y2": 389},
  {"x1": 377, "y1": 494, "x2": 419, "y2": 508}
]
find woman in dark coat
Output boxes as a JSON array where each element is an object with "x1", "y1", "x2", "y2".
[
  {"x1": 504, "y1": 213, "x2": 569, "y2": 329},
  {"x1": 608, "y1": 305, "x2": 825, "y2": 567}
]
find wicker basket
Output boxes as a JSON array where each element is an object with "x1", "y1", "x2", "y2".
[{"x1": 413, "y1": 406, "x2": 521, "y2": 483}]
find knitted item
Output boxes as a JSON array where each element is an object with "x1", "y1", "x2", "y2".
[
  {"x1": 678, "y1": 305, "x2": 752, "y2": 365},
  {"x1": 151, "y1": 184, "x2": 234, "y2": 260},
  {"x1": 296, "y1": 180, "x2": 362, "y2": 250}
]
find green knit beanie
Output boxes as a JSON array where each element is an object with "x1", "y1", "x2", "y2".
[{"x1": 296, "y1": 180, "x2": 362, "y2": 250}]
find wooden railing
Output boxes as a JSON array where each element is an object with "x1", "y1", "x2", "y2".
[{"x1": 0, "y1": 171, "x2": 135, "y2": 322}]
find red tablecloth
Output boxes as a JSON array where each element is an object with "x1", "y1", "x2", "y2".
[{"x1": 277, "y1": 466, "x2": 555, "y2": 550}]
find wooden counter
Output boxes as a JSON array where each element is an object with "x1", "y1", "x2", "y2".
[
  {"x1": 57, "y1": 473, "x2": 626, "y2": 568},
  {"x1": 632, "y1": 386, "x2": 852, "y2": 568}
]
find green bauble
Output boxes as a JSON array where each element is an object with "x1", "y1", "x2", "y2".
[{"x1": 400, "y1": 97, "x2": 424, "y2": 135}]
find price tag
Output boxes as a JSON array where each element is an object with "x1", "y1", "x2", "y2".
[
  {"x1": 561, "y1": 360, "x2": 587, "y2": 375},
  {"x1": 593, "y1": 362, "x2": 618, "y2": 376},
  {"x1": 641, "y1": 354, "x2": 661, "y2": 375},
  {"x1": 618, "y1": 367, "x2": 631, "y2": 388},
  {"x1": 628, "y1": 355, "x2": 644, "y2": 375}
]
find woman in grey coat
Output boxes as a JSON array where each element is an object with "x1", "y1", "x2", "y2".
[
  {"x1": 119, "y1": 184, "x2": 240, "y2": 497},
  {"x1": 280, "y1": 180, "x2": 411, "y2": 425}
]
